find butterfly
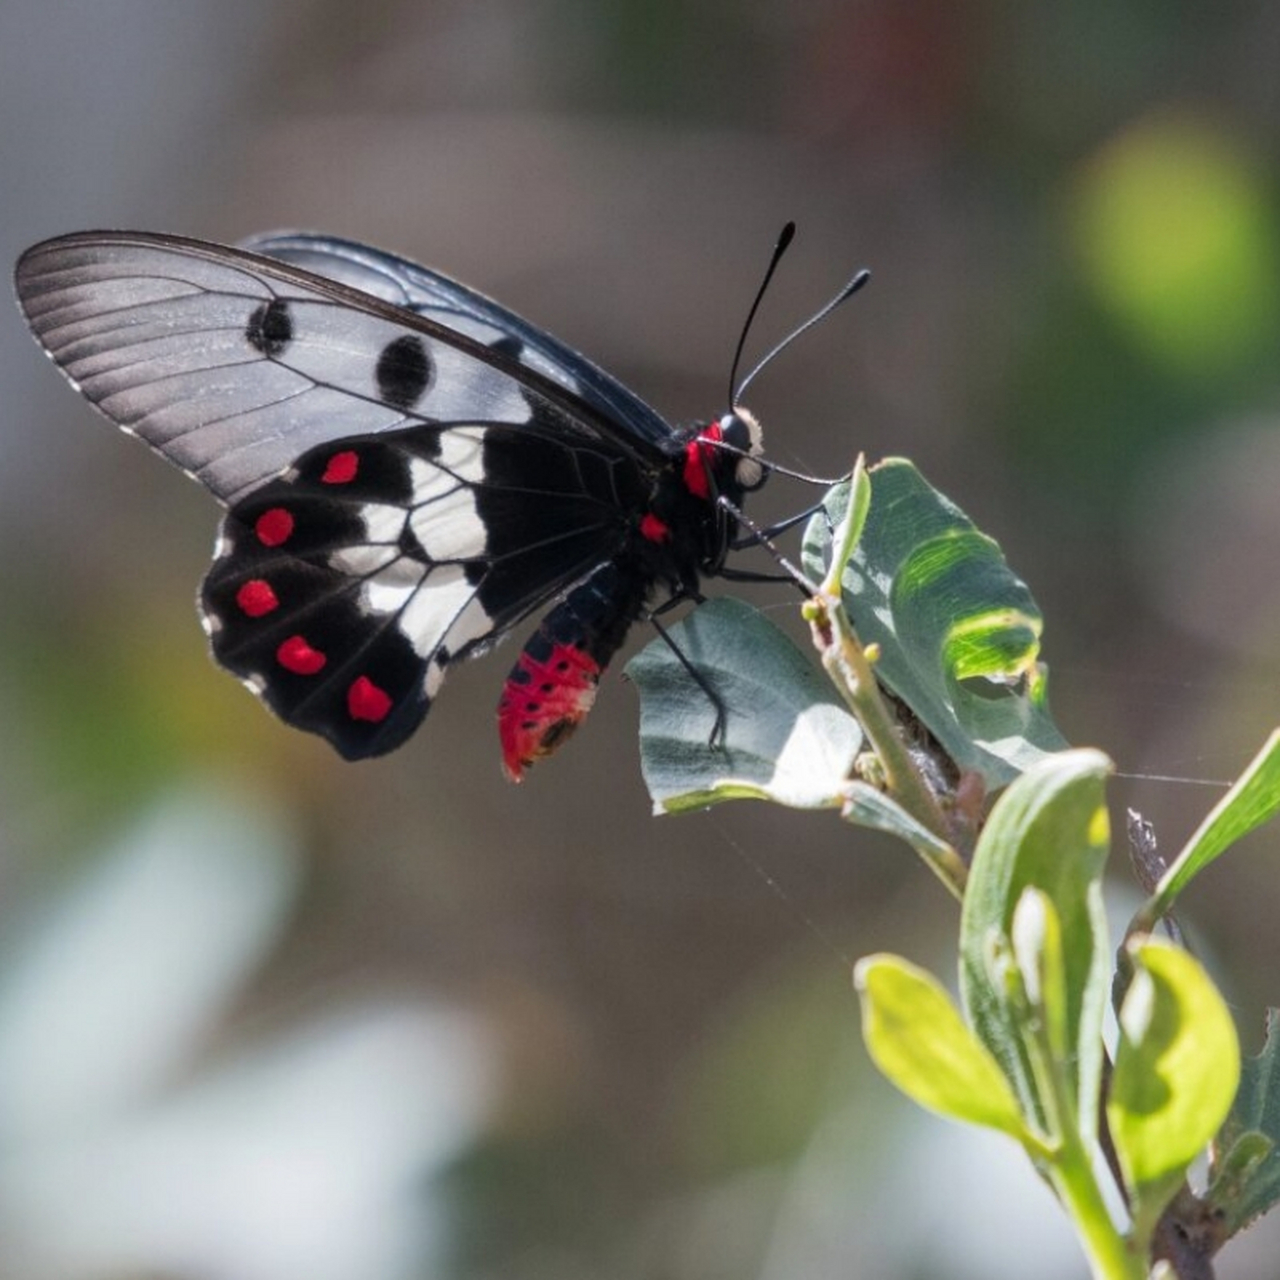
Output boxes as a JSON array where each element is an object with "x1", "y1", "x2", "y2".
[{"x1": 14, "y1": 229, "x2": 816, "y2": 780}]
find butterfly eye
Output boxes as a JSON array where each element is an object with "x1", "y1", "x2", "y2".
[
  {"x1": 716, "y1": 409, "x2": 766, "y2": 491},
  {"x1": 718, "y1": 409, "x2": 762, "y2": 454}
]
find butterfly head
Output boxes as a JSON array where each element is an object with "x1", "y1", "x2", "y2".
[{"x1": 682, "y1": 408, "x2": 766, "y2": 504}]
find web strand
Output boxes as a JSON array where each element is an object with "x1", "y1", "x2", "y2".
[{"x1": 710, "y1": 816, "x2": 857, "y2": 972}]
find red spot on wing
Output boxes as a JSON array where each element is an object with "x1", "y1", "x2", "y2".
[
  {"x1": 236, "y1": 579, "x2": 279, "y2": 617},
  {"x1": 321, "y1": 450, "x2": 360, "y2": 484},
  {"x1": 640, "y1": 513, "x2": 671, "y2": 543},
  {"x1": 348, "y1": 675, "x2": 393, "y2": 722},
  {"x1": 498, "y1": 642, "x2": 601, "y2": 782},
  {"x1": 255, "y1": 507, "x2": 294, "y2": 547},
  {"x1": 682, "y1": 422, "x2": 723, "y2": 500},
  {"x1": 277, "y1": 634, "x2": 326, "y2": 675}
]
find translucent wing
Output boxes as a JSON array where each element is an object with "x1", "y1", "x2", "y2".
[
  {"x1": 242, "y1": 231, "x2": 675, "y2": 448},
  {"x1": 15, "y1": 231, "x2": 663, "y2": 507}
]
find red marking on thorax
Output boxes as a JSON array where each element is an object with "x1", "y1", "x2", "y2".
[
  {"x1": 276, "y1": 634, "x2": 326, "y2": 675},
  {"x1": 321, "y1": 450, "x2": 360, "y2": 484},
  {"x1": 682, "y1": 421, "x2": 723, "y2": 500},
  {"x1": 498, "y1": 641, "x2": 602, "y2": 782},
  {"x1": 236, "y1": 579, "x2": 279, "y2": 617},
  {"x1": 640, "y1": 512, "x2": 671, "y2": 543},
  {"x1": 255, "y1": 507, "x2": 294, "y2": 547},
  {"x1": 348, "y1": 675, "x2": 392, "y2": 722}
]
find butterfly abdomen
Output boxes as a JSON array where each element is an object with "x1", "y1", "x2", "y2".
[{"x1": 498, "y1": 560, "x2": 651, "y2": 781}]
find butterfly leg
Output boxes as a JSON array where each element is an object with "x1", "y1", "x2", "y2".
[
  {"x1": 645, "y1": 609, "x2": 731, "y2": 749},
  {"x1": 715, "y1": 565, "x2": 805, "y2": 586},
  {"x1": 728, "y1": 497, "x2": 827, "y2": 549},
  {"x1": 717, "y1": 496, "x2": 813, "y2": 594}
]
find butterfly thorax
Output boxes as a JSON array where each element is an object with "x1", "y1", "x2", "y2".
[{"x1": 634, "y1": 408, "x2": 766, "y2": 586}]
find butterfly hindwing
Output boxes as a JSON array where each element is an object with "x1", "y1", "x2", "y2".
[
  {"x1": 200, "y1": 414, "x2": 649, "y2": 758},
  {"x1": 201, "y1": 430, "x2": 451, "y2": 758}
]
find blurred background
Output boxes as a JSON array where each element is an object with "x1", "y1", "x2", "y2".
[{"x1": 3, "y1": 2, "x2": 1280, "y2": 1277}]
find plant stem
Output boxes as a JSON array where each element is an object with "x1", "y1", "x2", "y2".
[
  {"x1": 1049, "y1": 1136, "x2": 1145, "y2": 1280},
  {"x1": 809, "y1": 589, "x2": 970, "y2": 894},
  {"x1": 1011, "y1": 940, "x2": 1143, "y2": 1280}
]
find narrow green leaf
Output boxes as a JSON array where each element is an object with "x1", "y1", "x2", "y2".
[
  {"x1": 819, "y1": 452, "x2": 871, "y2": 596},
  {"x1": 1209, "y1": 1130, "x2": 1274, "y2": 1230},
  {"x1": 802, "y1": 460, "x2": 1068, "y2": 790},
  {"x1": 855, "y1": 954, "x2": 1032, "y2": 1142},
  {"x1": 628, "y1": 599, "x2": 862, "y2": 813},
  {"x1": 1109, "y1": 939, "x2": 1240, "y2": 1235},
  {"x1": 959, "y1": 749, "x2": 1112, "y2": 1141},
  {"x1": 841, "y1": 781, "x2": 961, "y2": 862},
  {"x1": 1147, "y1": 729, "x2": 1280, "y2": 919},
  {"x1": 1211, "y1": 1008, "x2": 1280, "y2": 1236}
]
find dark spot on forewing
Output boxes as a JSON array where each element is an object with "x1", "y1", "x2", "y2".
[
  {"x1": 245, "y1": 298, "x2": 293, "y2": 357},
  {"x1": 376, "y1": 334, "x2": 433, "y2": 409},
  {"x1": 489, "y1": 335, "x2": 524, "y2": 361}
]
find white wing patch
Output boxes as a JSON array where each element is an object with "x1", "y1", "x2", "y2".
[
  {"x1": 362, "y1": 577, "x2": 417, "y2": 615},
  {"x1": 399, "y1": 565, "x2": 493, "y2": 663},
  {"x1": 350, "y1": 503, "x2": 406, "y2": 549},
  {"x1": 405, "y1": 453, "x2": 466, "y2": 503},
  {"x1": 409, "y1": 488, "x2": 483, "y2": 563}
]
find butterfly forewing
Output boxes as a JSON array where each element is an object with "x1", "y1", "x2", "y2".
[
  {"x1": 15, "y1": 232, "x2": 661, "y2": 507},
  {"x1": 241, "y1": 231, "x2": 676, "y2": 447}
]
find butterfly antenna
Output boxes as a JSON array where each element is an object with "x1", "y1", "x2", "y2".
[
  {"x1": 733, "y1": 266, "x2": 871, "y2": 405},
  {"x1": 727, "y1": 221, "x2": 797, "y2": 408}
]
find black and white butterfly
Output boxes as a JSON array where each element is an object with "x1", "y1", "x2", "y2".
[{"x1": 17, "y1": 229, "x2": 835, "y2": 779}]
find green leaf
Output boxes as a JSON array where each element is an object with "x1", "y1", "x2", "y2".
[
  {"x1": 855, "y1": 954, "x2": 1032, "y2": 1142},
  {"x1": 1211, "y1": 1008, "x2": 1280, "y2": 1236},
  {"x1": 958, "y1": 749, "x2": 1112, "y2": 1141},
  {"x1": 841, "y1": 781, "x2": 961, "y2": 867},
  {"x1": 1109, "y1": 938, "x2": 1240, "y2": 1236},
  {"x1": 627, "y1": 598, "x2": 862, "y2": 813},
  {"x1": 1144, "y1": 729, "x2": 1280, "y2": 922},
  {"x1": 803, "y1": 460, "x2": 1068, "y2": 790}
]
